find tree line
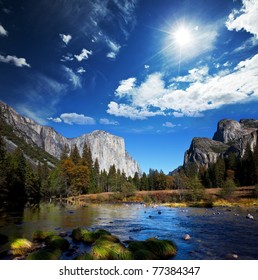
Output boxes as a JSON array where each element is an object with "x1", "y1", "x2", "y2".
[{"x1": 1, "y1": 133, "x2": 258, "y2": 207}]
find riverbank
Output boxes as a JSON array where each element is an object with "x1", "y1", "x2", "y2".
[{"x1": 66, "y1": 186, "x2": 258, "y2": 208}]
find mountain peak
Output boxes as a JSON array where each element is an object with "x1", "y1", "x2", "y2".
[{"x1": 0, "y1": 101, "x2": 141, "y2": 177}]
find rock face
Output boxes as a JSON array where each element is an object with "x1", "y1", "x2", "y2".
[
  {"x1": 0, "y1": 101, "x2": 141, "y2": 177},
  {"x1": 184, "y1": 119, "x2": 258, "y2": 168}
]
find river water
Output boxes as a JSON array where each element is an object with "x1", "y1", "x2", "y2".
[{"x1": 0, "y1": 203, "x2": 258, "y2": 260}]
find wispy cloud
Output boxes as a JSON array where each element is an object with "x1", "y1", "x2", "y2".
[
  {"x1": 15, "y1": 74, "x2": 67, "y2": 125},
  {"x1": 0, "y1": 54, "x2": 30, "y2": 67},
  {"x1": 77, "y1": 67, "x2": 86, "y2": 74},
  {"x1": 99, "y1": 118, "x2": 119, "y2": 125},
  {"x1": 106, "y1": 39, "x2": 121, "y2": 59},
  {"x1": 226, "y1": 0, "x2": 258, "y2": 38},
  {"x1": 74, "y1": 48, "x2": 93, "y2": 61},
  {"x1": 162, "y1": 122, "x2": 176, "y2": 128},
  {"x1": 0, "y1": 24, "x2": 8, "y2": 36},
  {"x1": 60, "y1": 53, "x2": 74, "y2": 62},
  {"x1": 60, "y1": 33, "x2": 72, "y2": 45},
  {"x1": 63, "y1": 66, "x2": 82, "y2": 89},
  {"x1": 49, "y1": 113, "x2": 96, "y2": 125},
  {"x1": 47, "y1": 117, "x2": 62, "y2": 123}
]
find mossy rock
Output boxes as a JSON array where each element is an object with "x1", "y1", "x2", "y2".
[
  {"x1": 10, "y1": 238, "x2": 33, "y2": 256},
  {"x1": 45, "y1": 235, "x2": 70, "y2": 251},
  {"x1": 81, "y1": 230, "x2": 98, "y2": 243},
  {"x1": 0, "y1": 234, "x2": 8, "y2": 245},
  {"x1": 26, "y1": 249, "x2": 61, "y2": 260},
  {"x1": 71, "y1": 228, "x2": 85, "y2": 241},
  {"x1": 72, "y1": 228, "x2": 111, "y2": 243},
  {"x1": 75, "y1": 253, "x2": 94, "y2": 260},
  {"x1": 94, "y1": 229, "x2": 111, "y2": 237},
  {"x1": 33, "y1": 230, "x2": 55, "y2": 241},
  {"x1": 95, "y1": 234, "x2": 120, "y2": 244},
  {"x1": 133, "y1": 249, "x2": 158, "y2": 260},
  {"x1": 145, "y1": 238, "x2": 177, "y2": 259},
  {"x1": 91, "y1": 238, "x2": 126, "y2": 260},
  {"x1": 127, "y1": 241, "x2": 148, "y2": 252}
]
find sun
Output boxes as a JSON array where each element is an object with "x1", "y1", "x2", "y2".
[{"x1": 174, "y1": 26, "x2": 192, "y2": 47}]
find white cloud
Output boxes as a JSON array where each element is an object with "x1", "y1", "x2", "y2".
[
  {"x1": 172, "y1": 66, "x2": 209, "y2": 83},
  {"x1": 144, "y1": 64, "x2": 150, "y2": 69},
  {"x1": 106, "y1": 39, "x2": 121, "y2": 59},
  {"x1": 108, "y1": 54, "x2": 258, "y2": 119},
  {"x1": 115, "y1": 77, "x2": 136, "y2": 98},
  {"x1": 77, "y1": 67, "x2": 86, "y2": 74},
  {"x1": 162, "y1": 122, "x2": 176, "y2": 128},
  {"x1": 74, "y1": 48, "x2": 93, "y2": 61},
  {"x1": 47, "y1": 117, "x2": 62, "y2": 123},
  {"x1": 0, "y1": 24, "x2": 8, "y2": 36},
  {"x1": 0, "y1": 54, "x2": 30, "y2": 67},
  {"x1": 99, "y1": 118, "x2": 119, "y2": 125},
  {"x1": 226, "y1": 0, "x2": 258, "y2": 38},
  {"x1": 63, "y1": 66, "x2": 81, "y2": 89},
  {"x1": 115, "y1": 73, "x2": 167, "y2": 107},
  {"x1": 60, "y1": 53, "x2": 74, "y2": 62},
  {"x1": 107, "y1": 101, "x2": 164, "y2": 120},
  {"x1": 60, "y1": 113, "x2": 96, "y2": 125},
  {"x1": 60, "y1": 34, "x2": 72, "y2": 45}
]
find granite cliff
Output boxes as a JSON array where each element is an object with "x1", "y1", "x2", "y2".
[
  {"x1": 0, "y1": 101, "x2": 141, "y2": 177},
  {"x1": 184, "y1": 119, "x2": 258, "y2": 168}
]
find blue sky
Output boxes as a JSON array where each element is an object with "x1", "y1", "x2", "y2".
[{"x1": 0, "y1": 0, "x2": 258, "y2": 174}]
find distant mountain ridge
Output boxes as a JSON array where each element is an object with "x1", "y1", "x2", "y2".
[
  {"x1": 0, "y1": 101, "x2": 141, "y2": 177},
  {"x1": 184, "y1": 118, "x2": 258, "y2": 168}
]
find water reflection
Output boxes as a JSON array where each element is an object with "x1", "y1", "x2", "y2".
[{"x1": 0, "y1": 203, "x2": 258, "y2": 259}]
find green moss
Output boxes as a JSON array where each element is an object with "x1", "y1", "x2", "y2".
[
  {"x1": 145, "y1": 238, "x2": 177, "y2": 258},
  {"x1": 75, "y1": 253, "x2": 94, "y2": 260},
  {"x1": 26, "y1": 249, "x2": 61, "y2": 260},
  {"x1": 33, "y1": 230, "x2": 55, "y2": 241},
  {"x1": 71, "y1": 227, "x2": 85, "y2": 241},
  {"x1": 91, "y1": 237, "x2": 127, "y2": 260},
  {"x1": 10, "y1": 238, "x2": 32, "y2": 255},
  {"x1": 72, "y1": 228, "x2": 112, "y2": 243},
  {"x1": 45, "y1": 235, "x2": 70, "y2": 250},
  {"x1": 127, "y1": 241, "x2": 147, "y2": 252},
  {"x1": 127, "y1": 238, "x2": 177, "y2": 260}
]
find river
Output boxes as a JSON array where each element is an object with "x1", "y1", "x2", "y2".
[{"x1": 0, "y1": 202, "x2": 258, "y2": 260}]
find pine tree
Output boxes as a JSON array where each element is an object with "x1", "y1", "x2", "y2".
[
  {"x1": 140, "y1": 172, "x2": 148, "y2": 191},
  {"x1": 70, "y1": 145, "x2": 81, "y2": 164},
  {"x1": 108, "y1": 165, "x2": 117, "y2": 192},
  {"x1": 25, "y1": 163, "x2": 41, "y2": 202},
  {"x1": 133, "y1": 172, "x2": 140, "y2": 190},
  {"x1": 60, "y1": 144, "x2": 70, "y2": 161}
]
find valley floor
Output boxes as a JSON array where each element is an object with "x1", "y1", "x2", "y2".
[{"x1": 67, "y1": 186, "x2": 258, "y2": 207}]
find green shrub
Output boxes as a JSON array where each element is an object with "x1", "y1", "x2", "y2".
[
  {"x1": 120, "y1": 182, "x2": 136, "y2": 198},
  {"x1": 220, "y1": 178, "x2": 237, "y2": 199}
]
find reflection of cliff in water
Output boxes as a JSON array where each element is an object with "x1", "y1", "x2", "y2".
[{"x1": 0, "y1": 203, "x2": 258, "y2": 259}]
